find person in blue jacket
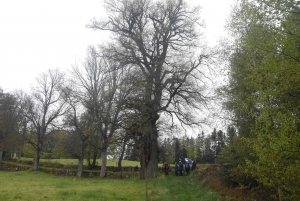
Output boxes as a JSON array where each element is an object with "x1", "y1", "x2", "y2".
[
  {"x1": 178, "y1": 161, "x2": 183, "y2": 176},
  {"x1": 185, "y1": 162, "x2": 190, "y2": 175}
]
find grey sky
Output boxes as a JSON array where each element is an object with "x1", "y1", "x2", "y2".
[{"x1": 0, "y1": 0, "x2": 234, "y2": 92}]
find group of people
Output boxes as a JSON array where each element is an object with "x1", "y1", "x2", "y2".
[
  {"x1": 163, "y1": 159, "x2": 196, "y2": 176},
  {"x1": 175, "y1": 159, "x2": 196, "y2": 176}
]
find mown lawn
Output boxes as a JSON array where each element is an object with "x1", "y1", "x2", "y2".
[{"x1": 0, "y1": 170, "x2": 221, "y2": 201}]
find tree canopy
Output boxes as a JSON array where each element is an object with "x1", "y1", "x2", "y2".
[{"x1": 218, "y1": 0, "x2": 300, "y2": 200}]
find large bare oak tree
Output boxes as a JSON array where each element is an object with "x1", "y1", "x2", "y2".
[{"x1": 89, "y1": 0, "x2": 210, "y2": 178}]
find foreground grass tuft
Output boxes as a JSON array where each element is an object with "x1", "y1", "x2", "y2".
[{"x1": 0, "y1": 170, "x2": 221, "y2": 201}]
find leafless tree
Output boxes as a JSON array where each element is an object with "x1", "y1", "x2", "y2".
[
  {"x1": 24, "y1": 69, "x2": 67, "y2": 171},
  {"x1": 71, "y1": 46, "x2": 132, "y2": 177},
  {"x1": 89, "y1": 0, "x2": 210, "y2": 178},
  {"x1": 61, "y1": 84, "x2": 93, "y2": 177}
]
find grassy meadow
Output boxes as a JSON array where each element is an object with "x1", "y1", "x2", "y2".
[
  {"x1": 19, "y1": 157, "x2": 141, "y2": 167},
  {"x1": 0, "y1": 170, "x2": 221, "y2": 201}
]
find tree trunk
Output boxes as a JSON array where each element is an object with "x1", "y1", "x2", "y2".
[
  {"x1": 146, "y1": 119, "x2": 159, "y2": 178},
  {"x1": 0, "y1": 151, "x2": 3, "y2": 166},
  {"x1": 145, "y1": 165, "x2": 149, "y2": 201},
  {"x1": 139, "y1": 149, "x2": 146, "y2": 180},
  {"x1": 77, "y1": 157, "x2": 84, "y2": 177},
  {"x1": 18, "y1": 147, "x2": 23, "y2": 162},
  {"x1": 19, "y1": 124, "x2": 26, "y2": 162},
  {"x1": 33, "y1": 148, "x2": 41, "y2": 171},
  {"x1": 146, "y1": 140, "x2": 158, "y2": 178},
  {"x1": 117, "y1": 160, "x2": 122, "y2": 171},
  {"x1": 92, "y1": 149, "x2": 97, "y2": 167},
  {"x1": 118, "y1": 137, "x2": 127, "y2": 171},
  {"x1": 86, "y1": 149, "x2": 91, "y2": 168},
  {"x1": 77, "y1": 141, "x2": 85, "y2": 177},
  {"x1": 99, "y1": 151, "x2": 107, "y2": 178},
  {"x1": 139, "y1": 118, "x2": 159, "y2": 179}
]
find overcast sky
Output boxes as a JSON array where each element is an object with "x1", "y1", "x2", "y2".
[{"x1": 0, "y1": 0, "x2": 234, "y2": 92}]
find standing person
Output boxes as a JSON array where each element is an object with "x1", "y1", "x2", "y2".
[
  {"x1": 175, "y1": 162, "x2": 179, "y2": 176},
  {"x1": 192, "y1": 159, "x2": 196, "y2": 171},
  {"x1": 164, "y1": 163, "x2": 169, "y2": 175},
  {"x1": 178, "y1": 161, "x2": 183, "y2": 176},
  {"x1": 185, "y1": 162, "x2": 190, "y2": 175}
]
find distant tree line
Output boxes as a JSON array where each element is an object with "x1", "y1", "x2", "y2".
[
  {"x1": 0, "y1": 84, "x2": 230, "y2": 173},
  {"x1": 0, "y1": 91, "x2": 231, "y2": 165},
  {"x1": 126, "y1": 127, "x2": 233, "y2": 164}
]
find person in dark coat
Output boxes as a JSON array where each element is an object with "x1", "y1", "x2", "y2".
[
  {"x1": 185, "y1": 162, "x2": 190, "y2": 175},
  {"x1": 178, "y1": 161, "x2": 183, "y2": 176},
  {"x1": 164, "y1": 163, "x2": 169, "y2": 175}
]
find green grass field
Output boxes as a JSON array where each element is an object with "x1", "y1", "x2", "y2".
[
  {"x1": 19, "y1": 157, "x2": 141, "y2": 167},
  {"x1": 0, "y1": 170, "x2": 221, "y2": 201}
]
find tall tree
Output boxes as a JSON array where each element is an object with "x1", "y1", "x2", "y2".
[
  {"x1": 61, "y1": 85, "x2": 93, "y2": 177},
  {"x1": 220, "y1": 0, "x2": 300, "y2": 200},
  {"x1": 89, "y1": 0, "x2": 210, "y2": 178},
  {"x1": 226, "y1": 126, "x2": 236, "y2": 143},
  {"x1": 116, "y1": 129, "x2": 130, "y2": 170},
  {"x1": 0, "y1": 89, "x2": 18, "y2": 164},
  {"x1": 211, "y1": 128, "x2": 217, "y2": 157},
  {"x1": 14, "y1": 90, "x2": 31, "y2": 162},
  {"x1": 201, "y1": 134, "x2": 214, "y2": 163},
  {"x1": 25, "y1": 69, "x2": 66, "y2": 171},
  {"x1": 216, "y1": 130, "x2": 225, "y2": 156},
  {"x1": 71, "y1": 47, "x2": 130, "y2": 177},
  {"x1": 195, "y1": 131, "x2": 205, "y2": 162}
]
